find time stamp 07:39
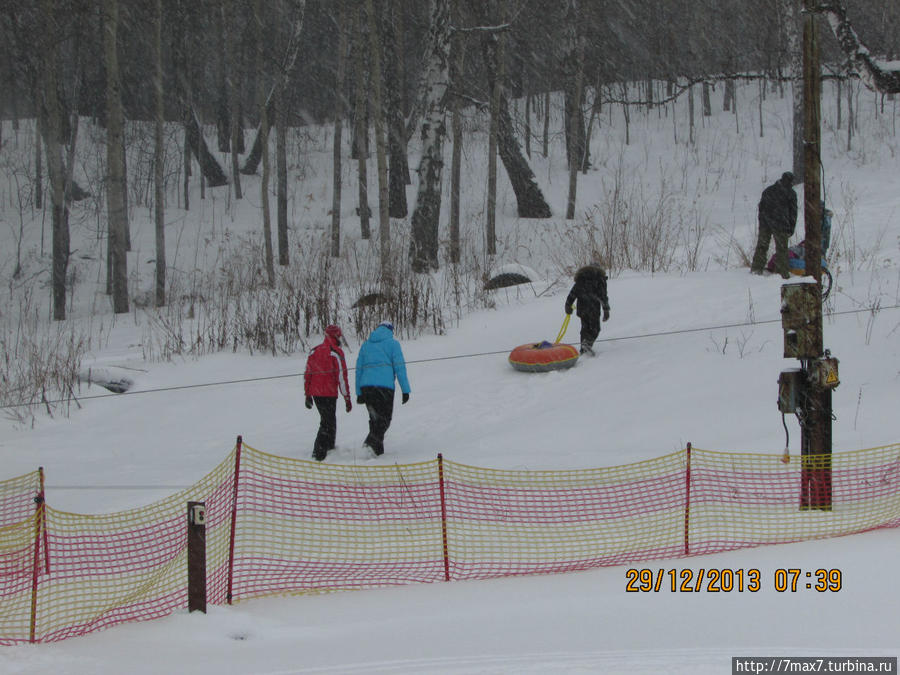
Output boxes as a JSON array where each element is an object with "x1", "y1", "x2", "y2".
[{"x1": 624, "y1": 568, "x2": 843, "y2": 593}]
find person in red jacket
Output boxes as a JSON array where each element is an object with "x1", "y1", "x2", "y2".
[{"x1": 303, "y1": 325, "x2": 352, "y2": 461}]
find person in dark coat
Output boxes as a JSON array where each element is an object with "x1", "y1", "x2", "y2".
[
  {"x1": 751, "y1": 171, "x2": 798, "y2": 278},
  {"x1": 304, "y1": 325, "x2": 352, "y2": 461},
  {"x1": 355, "y1": 321, "x2": 411, "y2": 456},
  {"x1": 565, "y1": 264, "x2": 610, "y2": 355}
]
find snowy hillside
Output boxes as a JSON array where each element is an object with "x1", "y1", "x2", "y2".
[{"x1": 1, "y1": 77, "x2": 899, "y2": 672}]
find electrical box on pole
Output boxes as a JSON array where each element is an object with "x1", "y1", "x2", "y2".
[
  {"x1": 777, "y1": 368, "x2": 805, "y2": 415},
  {"x1": 780, "y1": 282, "x2": 822, "y2": 358}
]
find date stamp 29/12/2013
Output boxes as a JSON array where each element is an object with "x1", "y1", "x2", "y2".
[{"x1": 625, "y1": 568, "x2": 843, "y2": 593}]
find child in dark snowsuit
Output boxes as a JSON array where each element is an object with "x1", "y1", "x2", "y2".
[
  {"x1": 564, "y1": 264, "x2": 610, "y2": 355},
  {"x1": 304, "y1": 325, "x2": 352, "y2": 461}
]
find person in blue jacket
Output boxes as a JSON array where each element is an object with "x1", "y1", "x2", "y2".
[{"x1": 355, "y1": 321, "x2": 411, "y2": 456}]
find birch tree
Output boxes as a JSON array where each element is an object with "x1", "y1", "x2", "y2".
[
  {"x1": 366, "y1": 0, "x2": 391, "y2": 278},
  {"x1": 254, "y1": 0, "x2": 275, "y2": 287},
  {"x1": 818, "y1": 1, "x2": 900, "y2": 94},
  {"x1": 409, "y1": 0, "x2": 451, "y2": 273}
]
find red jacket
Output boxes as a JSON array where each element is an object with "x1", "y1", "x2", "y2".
[{"x1": 304, "y1": 336, "x2": 350, "y2": 400}]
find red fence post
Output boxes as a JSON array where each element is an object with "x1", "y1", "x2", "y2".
[
  {"x1": 437, "y1": 453, "x2": 450, "y2": 582},
  {"x1": 29, "y1": 467, "x2": 46, "y2": 644},
  {"x1": 683, "y1": 444, "x2": 692, "y2": 556},
  {"x1": 226, "y1": 436, "x2": 243, "y2": 604}
]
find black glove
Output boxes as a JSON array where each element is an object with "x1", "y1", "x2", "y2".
[
  {"x1": 345, "y1": 398, "x2": 352, "y2": 413},
  {"x1": 603, "y1": 308, "x2": 610, "y2": 322},
  {"x1": 564, "y1": 304, "x2": 573, "y2": 315},
  {"x1": 402, "y1": 392, "x2": 409, "y2": 404},
  {"x1": 357, "y1": 395, "x2": 364, "y2": 405},
  {"x1": 305, "y1": 396, "x2": 313, "y2": 409}
]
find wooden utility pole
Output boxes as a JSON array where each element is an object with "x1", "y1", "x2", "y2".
[{"x1": 800, "y1": 0, "x2": 831, "y2": 510}]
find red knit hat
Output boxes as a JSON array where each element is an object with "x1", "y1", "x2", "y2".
[{"x1": 325, "y1": 325, "x2": 342, "y2": 340}]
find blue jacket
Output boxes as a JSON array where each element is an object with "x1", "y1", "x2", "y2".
[{"x1": 355, "y1": 325, "x2": 411, "y2": 396}]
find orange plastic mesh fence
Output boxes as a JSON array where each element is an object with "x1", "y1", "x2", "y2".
[
  {"x1": 686, "y1": 445, "x2": 900, "y2": 554},
  {"x1": 441, "y1": 452, "x2": 690, "y2": 578},
  {"x1": 1, "y1": 442, "x2": 898, "y2": 644},
  {"x1": 0, "y1": 452, "x2": 237, "y2": 644},
  {"x1": 0, "y1": 470, "x2": 42, "y2": 644},
  {"x1": 230, "y1": 444, "x2": 444, "y2": 601}
]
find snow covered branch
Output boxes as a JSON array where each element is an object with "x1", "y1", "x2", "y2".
[
  {"x1": 814, "y1": 1, "x2": 900, "y2": 94},
  {"x1": 449, "y1": 23, "x2": 510, "y2": 35}
]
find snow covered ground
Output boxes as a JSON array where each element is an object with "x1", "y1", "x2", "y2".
[{"x1": 1, "y1": 76, "x2": 899, "y2": 672}]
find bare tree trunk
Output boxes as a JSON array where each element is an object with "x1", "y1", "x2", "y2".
[
  {"x1": 183, "y1": 126, "x2": 190, "y2": 210},
  {"x1": 240, "y1": 1, "x2": 307, "y2": 176},
  {"x1": 409, "y1": 0, "x2": 451, "y2": 273},
  {"x1": 689, "y1": 82, "x2": 695, "y2": 144},
  {"x1": 384, "y1": 0, "x2": 408, "y2": 217},
  {"x1": 34, "y1": 119, "x2": 42, "y2": 209},
  {"x1": 154, "y1": 0, "x2": 166, "y2": 307},
  {"x1": 39, "y1": 1, "x2": 70, "y2": 321},
  {"x1": 566, "y1": 16, "x2": 585, "y2": 220},
  {"x1": 524, "y1": 89, "x2": 531, "y2": 158},
  {"x1": 835, "y1": 77, "x2": 842, "y2": 129},
  {"x1": 702, "y1": 81, "x2": 711, "y2": 116},
  {"x1": 758, "y1": 78, "x2": 764, "y2": 138},
  {"x1": 353, "y1": 4, "x2": 371, "y2": 239},
  {"x1": 582, "y1": 76, "x2": 601, "y2": 174},
  {"x1": 562, "y1": 0, "x2": 586, "y2": 173},
  {"x1": 276, "y1": 86, "x2": 288, "y2": 266},
  {"x1": 255, "y1": 0, "x2": 275, "y2": 287},
  {"x1": 215, "y1": 5, "x2": 229, "y2": 153},
  {"x1": 394, "y1": 0, "x2": 411, "y2": 186},
  {"x1": 331, "y1": 0, "x2": 347, "y2": 258},
  {"x1": 847, "y1": 79, "x2": 854, "y2": 151},
  {"x1": 366, "y1": 0, "x2": 391, "y2": 278},
  {"x1": 184, "y1": 108, "x2": 228, "y2": 187},
  {"x1": 484, "y1": 34, "x2": 551, "y2": 219},
  {"x1": 225, "y1": 1, "x2": 242, "y2": 199},
  {"x1": 486, "y1": 30, "x2": 501, "y2": 256},
  {"x1": 104, "y1": 0, "x2": 129, "y2": 313},
  {"x1": 779, "y1": 0, "x2": 803, "y2": 178},
  {"x1": 542, "y1": 89, "x2": 550, "y2": 158},
  {"x1": 449, "y1": 28, "x2": 464, "y2": 265}
]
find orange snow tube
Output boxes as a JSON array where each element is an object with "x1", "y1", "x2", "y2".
[{"x1": 508, "y1": 341, "x2": 579, "y2": 373}]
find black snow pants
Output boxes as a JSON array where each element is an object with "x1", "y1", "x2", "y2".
[
  {"x1": 579, "y1": 312, "x2": 601, "y2": 353},
  {"x1": 313, "y1": 396, "x2": 337, "y2": 460},
  {"x1": 359, "y1": 386, "x2": 395, "y2": 456}
]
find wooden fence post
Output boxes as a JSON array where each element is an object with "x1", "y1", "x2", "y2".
[{"x1": 187, "y1": 501, "x2": 207, "y2": 613}]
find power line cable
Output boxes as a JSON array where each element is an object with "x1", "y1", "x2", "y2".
[{"x1": 3, "y1": 303, "x2": 898, "y2": 411}]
